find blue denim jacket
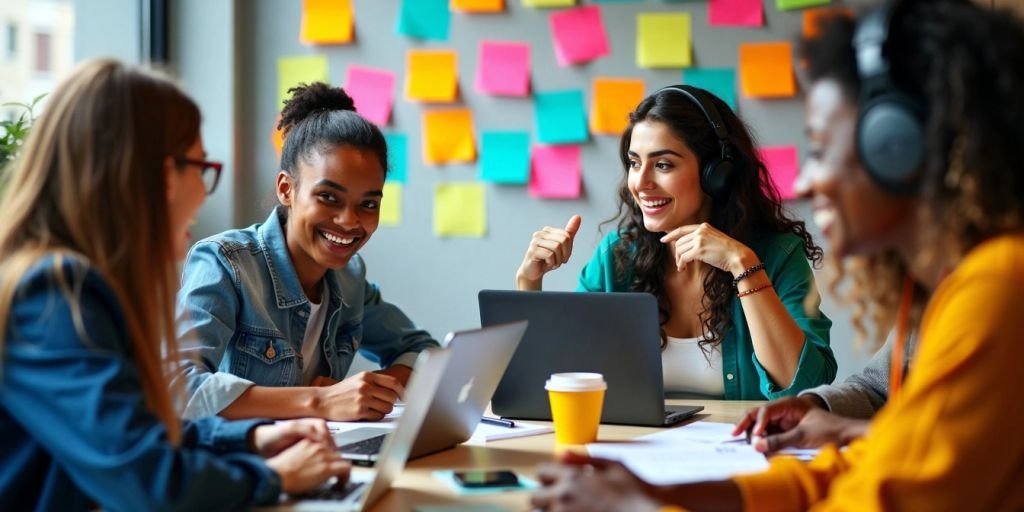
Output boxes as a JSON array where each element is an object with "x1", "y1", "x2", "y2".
[
  {"x1": 0, "y1": 255, "x2": 281, "y2": 511},
  {"x1": 176, "y1": 207, "x2": 439, "y2": 419}
]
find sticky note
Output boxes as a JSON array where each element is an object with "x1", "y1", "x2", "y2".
[
  {"x1": 384, "y1": 133, "x2": 408, "y2": 183},
  {"x1": 636, "y1": 13, "x2": 691, "y2": 68},
  {"x1": 300, "y1": 0, "x2": 353, "y2": 44},
  {"x1": 344, "y1": 66, "x2": 396, "y2": 125},
  {"x1": 549, "y1": 6, "x2": 610, "y2": 67},
  {"x1": 803, "y1": 7, "x2": 852, "y2": 38},
  {"x1": 591, "y1": 77, "x2": 645, "y2": 135},
  {"x1": 434, "y1": 183, "x2": 486, "y2": 237},
  {"x1": 480, "y1": 131, "x2": 530, "y2": 184},
  {"x1": 738, "y1": 42, "x2": 796, "y2": 98},
  {"x1": 476, "y1": 41, "x2": 530, "y2": 96},
  {"x1": 760, "y1": 146, "x2": 799, "y2": 200},
  {"x1": 591, "y1": 0, "x2": 642, "y2": 3},
  {"x1": 535, "y1": 89, "x2": 587, "y2": 144},
  {"x1": 523, "y1": 0, "x2": 574, "y2": 7},
  {"x1": 271, "y1": 114, "x2": 285, "y2": 157},
  {"x1": 709, "y1": 0, "x2": 763, "y2": 27},
  {"x1": 406, "y1": 50, "x2": 459, "y2": 102},
  {"x1": 423, "y1": 109, "x2": 476, "y2": 165},
  {"x1": 380, "y1": 182, "x2": 402, "y2": 226},
  {"x1": 277, "y1": 55, "x2": 329, "y2": 108},
  {"x1": 396, "y1": 0, "x2": 450, "y2": 41},
  {"x1": 682, "y1": 68, "x2": 737, "y2": 111},
  {"x1": 452, "y1": 0, "x2": 504, "y2": 12},
  {"x1": 777, "y1": 0, "x2": 831, "y2": 11},
  {"x1": 529, "y1": 145, "x2": 581, "y2": 199}
]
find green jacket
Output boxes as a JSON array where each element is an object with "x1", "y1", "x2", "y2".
[{"x1": 577, "y1": 230, "x2": 835, "y2": 400}]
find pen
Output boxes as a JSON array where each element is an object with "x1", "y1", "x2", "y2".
[{"x1": 481, "y1": 416, "x2": 516, "y2": 428}]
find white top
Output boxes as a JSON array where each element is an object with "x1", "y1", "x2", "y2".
[
  {"x1": 662, "y1": 335, "x2": 725, "y2": 398},
  {"x1": 300, "y1": 285, "x2": 329, "y2": 385}
]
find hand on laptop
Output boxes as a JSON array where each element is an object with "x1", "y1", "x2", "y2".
[
  {"x1": 314, "y1": 371, "x2": 405, "y2": 421},
  {"x1": 732, "y1": 396, "x2": 868, "y2": 453},
  {"x1": 265, "y1": 438, "x2": 352, "y2": 494},
  {"x1": 516, "y1": 215, "x2": 582, "y2": 291},
  {"x1": 251, "y1": 418, "x2": 333, "y2": 458}
]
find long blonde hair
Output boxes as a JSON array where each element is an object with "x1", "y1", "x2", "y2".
[{"x1": 0, "y1": 59, "x2": 199, "y2": 444}]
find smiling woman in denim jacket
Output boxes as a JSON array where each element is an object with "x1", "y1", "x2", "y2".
[{"x1": 176, "y1": 83, "x2": 439, "y2": 422}]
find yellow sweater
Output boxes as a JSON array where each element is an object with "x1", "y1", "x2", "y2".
[{"x1": 733, "y1": 235, "x2": 1024, "y2": 511}]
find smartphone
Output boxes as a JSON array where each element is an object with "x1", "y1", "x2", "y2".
[{"x1": 452, "y1": 470, "x2": 520, "y2": 488}]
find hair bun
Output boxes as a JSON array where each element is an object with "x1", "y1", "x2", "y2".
[{"x1": 278, "y1": 82, "x2": 357, "y2": 134}]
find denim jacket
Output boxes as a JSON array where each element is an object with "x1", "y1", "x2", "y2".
[
  {"x1": 176, "y1": 207, "x2": 439, "y2": 419},
  {"x1": 0, "y1": 255, "x2": 280, "y2": 511}
]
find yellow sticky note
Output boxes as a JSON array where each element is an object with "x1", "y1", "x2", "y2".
[
  {"x1": 739, "y1": 42, "x2": 797, "y2": 98},
  {"x1": 636, "y1": 13, "x2": 692, "y2": 68},
  {"x1": 406, "y1": 50, "x2": 459, "y2": 102},
  {"x1": 380, "y1": 182, "x2": 402, "y2": 226},
  {"x1": 452, "y1": 0, "x2": 504, "y2": 12},
  {"x1": 278, "y1": 55, "x2": 329, "y2": 108},
  {"x1": 591, "y1": 77, "x2": 645, "y2": 135},
  {"x1": 300, "y1": 0, "x2": 353, "y2": 44},
  {"x1": 434, "y1": 183, "x2": 486, "y2": 237},
  {"x1": 422, "y1": 109, "x2": 476, "y2": 164},
  {"x1": 522, "y1": 0, "x2": 574, "y2": 7}
]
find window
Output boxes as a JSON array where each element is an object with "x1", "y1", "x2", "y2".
[
  {"x1": 5, "y1": 23, "x2": 15, "y2": 59},
  {"x1": 33, "y1": 31, "x2": 50, "y2": 73}
]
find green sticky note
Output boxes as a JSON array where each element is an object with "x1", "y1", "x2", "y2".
[
  {"x1": 480, "y1": 131, "x2": 530, "y2": 184},
  {"x1": 434, "y1": 183, "x2": 486, "y2": 237},
  {"x1": 277, "y1": 55, "x2": 329, "y2": 108},
  {"x1": 636, "y1": 12, "x2": 692, "y2": 68},
  {"x1": 535, "y1": 90, "x2": 588, "y2": 144},
  {"x1": 776, "y1": 0, "x2": 831, "y2": 10},
  {"x1": 396, "y1": 0, "x2": 450, "y2": 41},
  {"x1": 384, "y1": 133, "x2": 408, "y2": 183},
  {"x1": 380, "y1": 182, "x2": 402, "y2": 226},
  {"x1": 683, "y1": 68, "x2": 738, "y2": 111}
]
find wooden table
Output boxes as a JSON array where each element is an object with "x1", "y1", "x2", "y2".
[{"x1": 369, "y1": 400, "x2": 763, "y2": 511}]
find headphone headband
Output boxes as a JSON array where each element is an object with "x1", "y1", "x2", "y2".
[{"x1": 652, "y1": 84, "x2": 735, "y2": 197}]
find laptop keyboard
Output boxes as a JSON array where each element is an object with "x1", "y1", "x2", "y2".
[
  {"x1": 339, "y1": 433, "x2": 387, "y2": 455},
  {"x1": 301, "y1": 480, "x2": 366, "y2": 501}
]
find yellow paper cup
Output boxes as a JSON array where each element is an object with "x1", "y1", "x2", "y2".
[{"x1": 545, "y1": 372, "x2": 606, "y2": 445}]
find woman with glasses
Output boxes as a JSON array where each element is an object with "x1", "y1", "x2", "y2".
[
  {"x1": 175, "y1": 83, "x2": 439, "y2": 422},
  {"x1": 0, "y1": 59, "x2": 349, "y2": 510},
  {"x1": 529, "y1": 1, "x2": 1024, "y2": 510}
]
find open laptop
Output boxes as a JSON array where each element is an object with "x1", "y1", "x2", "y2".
[
  {"x1": 479, "y1": 290, "x2": 703, "y2": 427},
  {"x1": 331, "y1": 321, "x2": 528, "y2": 463}
]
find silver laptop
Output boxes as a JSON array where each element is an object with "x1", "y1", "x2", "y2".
[
  {"x1": 332, "y1": 321, "x2": 528, "y2": 463},
  {"x1": 478, "y1": 290, "x2": 703, "y2": 427}
]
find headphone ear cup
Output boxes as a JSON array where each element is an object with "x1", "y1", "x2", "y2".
[
  {"x1": 856, "y1": 94, "x2": 926, "y2": 195},
  {"x1": 700, "y1": 158, "x2": 732, "y2": 198}
]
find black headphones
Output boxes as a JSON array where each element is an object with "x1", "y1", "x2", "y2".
[
  {"x1": 853, "y1": 2, "x2": 926, "y2": 195},
  {"x1": 654, "y1": 85, "x2": 735, "y2": 198}
]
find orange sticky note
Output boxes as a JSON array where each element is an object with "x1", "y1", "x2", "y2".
[
  {"x1": 738, "y1": 42, "x2": 796, "y2": 98},
  {"x1": 271, "y1": 114, "x2": 285, "y2": 157},
  {"x1": 406, "y1": 50, "x2": 459, "y2": 102},
  {"x1": 423, "y1": 109, "x2": 476, "y2": 164},
  {"x1": 300, "y1": 0, "x2": 353, "y2": 45},
  {"x1": 452, "y1": 0, "x2": 504, "y2": 12},
  {"x1": 802, "y1": 7, "x2": 852, "y2": 38},
  {"x1": 591, "y1": 77, "x2": 645, "y2": 135}
]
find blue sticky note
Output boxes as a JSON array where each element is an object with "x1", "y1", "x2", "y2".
[
  {"x1": 683, "y1": 68, "x2": 738, "y2": 112},
  {"x1": 385, "y1": 133, "x2": 408, "y2": 183},
  {"x1": 480, "y1": 131, "x2": 530, "y2": 184},
  {"x1": 396, "y1": 0, "x2": 450, "y2": 41},
  {"x1": 535, "y1": 90, "x2": 588, "y2": 144}
]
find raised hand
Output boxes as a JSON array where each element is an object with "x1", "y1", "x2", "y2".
[
  {"x1": 659, "y1": 222, "x2": 757, "y2": 275},
  {"x1": 516, "y1": 215, "x2": 582, "y2": 290}
]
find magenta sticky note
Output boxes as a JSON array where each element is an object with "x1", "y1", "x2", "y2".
[
  {"x1": 760, "y1": 145, "x2": 800, "y2": 200},
  {"x1": 343, "y1": 66, "x2": 396, "y2": 125},
  {"x1": 549, "y1": 5, "x2": 610, "y2": 67},
  {"x1": 709, "y1": 0, "x2": 764, "y2": 27},
  {"x1": 529, "y1": 145, "x2": 582, "y2": 199},
  {"x1": 475, "y1": 41, "x2": 531, "y2": 97}
]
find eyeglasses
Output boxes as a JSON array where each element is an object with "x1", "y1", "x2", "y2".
[{"x1": 175, "y1": 157, "x2": 224, "y2": 195}]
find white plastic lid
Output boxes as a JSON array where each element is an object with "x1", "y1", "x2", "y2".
[{"x1": 544, "y1": 372, "x2": 607, "y2": 392}]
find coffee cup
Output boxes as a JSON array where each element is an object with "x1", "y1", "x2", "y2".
[{"x1": 545, "y1": 372, "x2": 606, "y2": 445}]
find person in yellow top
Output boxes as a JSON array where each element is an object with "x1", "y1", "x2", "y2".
[{"x1": 529, "y1": 0, "x2": 1024, "y2": 510}]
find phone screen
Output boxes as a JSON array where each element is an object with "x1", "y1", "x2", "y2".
[{"x1": 452, "y1": 470, "x2": 520, "y2": 488}]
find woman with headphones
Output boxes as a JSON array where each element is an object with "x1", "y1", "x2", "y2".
[
  {"x1": 515, "y1": 86, "x2": 835, "y2": 400},
  {"x1": 529, "y1": 0, "x2": 1024, "y2": 510}
]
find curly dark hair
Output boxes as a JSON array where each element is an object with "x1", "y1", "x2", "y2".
[
  {"x1": 608, "y1": 87, "x2": 824, "y2": 351},
  {"x1": 277, "y1": 82, "x2": 388, "y2": 180},
  {"x1": 800, "y1": 0, "x2": 1024, "y2": 343}
]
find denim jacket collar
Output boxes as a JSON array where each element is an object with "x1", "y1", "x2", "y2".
[{"x1": 256, "y1": 206, "x2": 344, "y2": 310}]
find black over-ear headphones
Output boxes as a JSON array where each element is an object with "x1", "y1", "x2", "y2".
[
  {"x1": 853, "y1": 2, "x2": 926, "y2": 195},
  {"x1": 654, "y1": 85, "x2": 735, "y2": 198}
]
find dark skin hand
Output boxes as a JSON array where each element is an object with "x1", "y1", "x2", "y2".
[
  {"x1": 732, "y1": 395, "x2": 869, "y2": 453},
  {"x1": 531, "y1": 452, "x2": 663, "y2": 512}
]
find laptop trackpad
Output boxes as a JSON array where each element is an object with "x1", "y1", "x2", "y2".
[{"x1": 333, "y1": 427, "x2": 392, "y2": 447}]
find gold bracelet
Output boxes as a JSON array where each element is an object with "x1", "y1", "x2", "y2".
[{"x1": 737, "y1": 283, "x2": 773, "y2": 298}]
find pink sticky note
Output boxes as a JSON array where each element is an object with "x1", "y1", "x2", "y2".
[
  {"x1": 343, "y1": 66, "x2": 396, "y2": 125},
  {"x1": 529, "y1": 145, "x2": 581, "y2": 199},
  {"x1": 475, "y1": 41, "x2": 531, "y2": 96},
  {"x1": 709, "y1": 0, "x2": 763, "y2": 27},
  {"x1": 549, "y1": 6, "x2": 609, "y2": 67},
  {"x1": 760, "y1": 146, "x2": 800, "y2": 200}
]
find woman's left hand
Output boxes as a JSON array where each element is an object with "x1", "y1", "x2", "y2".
[
  {"x1": 251, "y1": 418, "x2": 334, "y2": 458},
  {"x1": 660, "y1": 223, "x2": 757, "y2": 274}
]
